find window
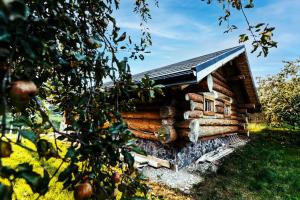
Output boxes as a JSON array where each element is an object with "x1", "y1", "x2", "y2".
[
  {"x1": 224, "y1": 103, "x2": 231, "y2": 117},
  {"x1": 205, "y1": 99, "x2": 214, "y2": 112},
  {"x1": 203, "y1": 94, "x2": 215, "y2": 116}
]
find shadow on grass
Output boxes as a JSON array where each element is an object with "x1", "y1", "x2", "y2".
[{"x1": 192, "y1": 129, "x2": 300, "y2": 200}]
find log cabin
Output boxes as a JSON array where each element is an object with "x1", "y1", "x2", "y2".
[{"x1": 121, "y1": 45, "x2": 260, "y2": 168}]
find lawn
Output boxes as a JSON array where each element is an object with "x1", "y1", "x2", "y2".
[
  {"x1": 1, "y1": 135, "x2": 73, "y2": 200},
  {"x1": 1, "y1": 126, "x2": 299, "y2": 200},
  {"x1": 191, "y1": 129, "x2": 300, "y2": 200}
]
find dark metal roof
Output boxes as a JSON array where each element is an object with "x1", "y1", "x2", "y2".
[{"x1": 132, "y1": 45, "x2": 245, "y2": 83}]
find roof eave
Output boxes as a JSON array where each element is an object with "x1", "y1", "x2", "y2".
[{"x1": 195, "y1": 45, "x2": 245, "y2": 82}]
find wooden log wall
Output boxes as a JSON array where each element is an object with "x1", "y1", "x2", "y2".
[
  {"x1": 122, "y1": 70, "x2": 249, "y2": 144},
  {"x1": 122, "y1": 106, "x2": 177, "y2": 144}
]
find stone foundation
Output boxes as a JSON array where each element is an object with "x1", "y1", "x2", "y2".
[{"x1": 137, "y1": 134, "x2": 241, "y2": 168}]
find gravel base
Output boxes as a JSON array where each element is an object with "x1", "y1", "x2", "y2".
[
  {"x1": 141, "y1": 136, "x2": 248, "y2": 193},
  {"x1": 142, "y1": 166, "x2": 203, "y2": 194}
]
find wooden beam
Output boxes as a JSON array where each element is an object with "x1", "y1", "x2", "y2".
[
  {"x1": 230, "y1": 75, "x2": 246, "y2": 81},
  {"x1": 238, "y1": 103, "x2": 256, "y2": 109},
  {"x1": 131, "y1": 152, "x2": 171, "y2": 168}
]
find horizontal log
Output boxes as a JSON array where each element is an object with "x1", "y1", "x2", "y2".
[
  {"x1": 238, "y1": 108, "x2": 248, "y2": 114},
  {"x1": 212, "y1": 77, "x2": 231, "y2": 91},
  {"x1": 213, "y1": 82, "x2": 235, "y2": 98},
  {"x1": 190, "y1": 101, "x2": 203, "y2": 111},
  {"x1": 176, "y1": 118, "x2": 239, "y2": 127},
  {"x1": 183, "y1": 110, "x2": 203, "y2": 119},
  {"x1": 130, "y1": 129, "x2": 158, "y2": 141},
  {"x1": 202, "y1": 114, "x2": 224, "y2": 119},
  {"x1": 185, "y1": 93, "x2": 204, "y2": 103},
  {"x1": 238, "y1": 103, "x2": 256, "y2": 109},
  {"x1": 212, "y1": 72, "x2": 228, "y2": 83},
  {"x1": 122, "y1": 111, "x2": 160, "y2": 120},
  {"x1": 230, "y1": 75, "x2": 246, "y2": 81},
  {"x1": 125, "y1": 119, "x2": 161, "y2": 133},
  {"x1": 178, "y1": 125, "x2": 240, "y2": 142}
]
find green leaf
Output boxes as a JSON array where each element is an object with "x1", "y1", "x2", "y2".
[
  {"x1": 149, "y1": 89, "x2": 155, "y2": 98},
  {"x1": 65, "y1": 147, "x2": 77, "y2": 161},
  {"x1": 244, "y1": 3, "x2": 254, "y2": 8},
  {"x1": 0, "y1": 33, "x2": 11, "y2": 42},
  {"x1": 17, "y1": 163, "x2": 33, "y2": 172},
  {"x1": 255, "y1": 23, "x2": 265, "y2": 28},
  {"x1": 58, "y1": 164, "x2": 78, "y2": 182},
  {"x1": 74, "y1": 53, "x2": 86, "y2": 61},
  {"x1": 0, "y1": 184, "x2": 12, "y2": 200},
  {"x1": 115, "y1": 32, "x2": 126, "y2": 43},
  {"x1": 130, "y1": 146, "x2": 147, "y2": 156},
  {"x1": 19, "y1": 130, "x2": 38, "y2": 143},
  {"x1": 0, "y1": 166, "x2": 16, "y2": 178},
  {"x1": 18, "y1": 171, "x2": 42, "y2": 192},
  {"x1": 123, "y1": 151, "x2": 134, "y2": 169}
]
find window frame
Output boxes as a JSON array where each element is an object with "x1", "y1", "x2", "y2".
[
  {"x1": 203, "y1": 94, "x2": 215, "y2": 116},
  {"x1": 223, "y1": 98, "x2": 231, "y2": 118}
]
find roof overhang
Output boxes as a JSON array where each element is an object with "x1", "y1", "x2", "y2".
[{"x1": 195, "y1": 45, "x2": 245, "y2": 82}]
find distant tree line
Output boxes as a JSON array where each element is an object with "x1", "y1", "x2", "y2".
[{"x1": 257, "y1": 59, "x2": 300, "y2": 128}]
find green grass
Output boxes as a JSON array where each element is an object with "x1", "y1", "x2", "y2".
[
  {"x1": 192, "y1": 129, "x2": 300, "y2": 200},
  {"x1": 1, "y1": 135, "x2": 73, "y2": 200}
]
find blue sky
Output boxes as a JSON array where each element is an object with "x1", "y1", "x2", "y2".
[{"x1": 115, "y1": 0, "x2": 300, "y2": 80}]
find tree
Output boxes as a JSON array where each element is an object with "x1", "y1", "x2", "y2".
[
  {"x1": 257, "y1": 59, "x2": 300, "y2": 127},
  {"x1": 0, "y1": 0, "x2": 276, "y2": 199}
]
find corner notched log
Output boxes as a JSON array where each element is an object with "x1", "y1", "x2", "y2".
[
  {"x1": 129, "y1": 125, "x2": 177, "y2": 144},
  {"x1": 157, "y1": 125, "x2": 177, "y2": 143},
  {"x1": 198, "y1": 74, "x2": 214, "y2": 92},
  {"x1": 159, "y1": 106, "x2": 176, "y2": 118}
]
